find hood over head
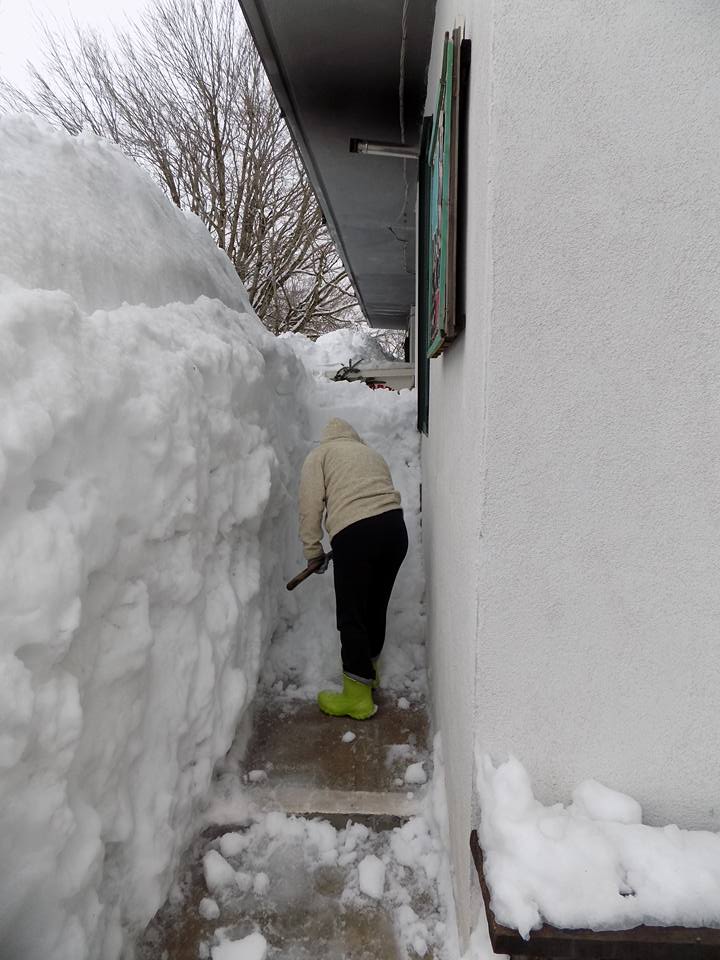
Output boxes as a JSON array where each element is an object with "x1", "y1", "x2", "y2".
[{"x1": 321, "y1": 418, "x2": 364, "y2": 444}]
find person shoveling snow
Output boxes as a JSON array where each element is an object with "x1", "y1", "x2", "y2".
[{"x1": 298, "y1": 418, "x2": 408, "y2": 719}]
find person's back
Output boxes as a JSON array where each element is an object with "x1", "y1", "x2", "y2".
[{"x1": 299, "y1": 418, "x2": 400, "y2": 559}]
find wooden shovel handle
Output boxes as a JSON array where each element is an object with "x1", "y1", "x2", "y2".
[{"x1": 286, "y1": 552, "x2": 333, "y2": 591}]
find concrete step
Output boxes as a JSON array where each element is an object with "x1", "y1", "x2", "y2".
[
  {"x1": 239, "y1": 692, "x2": 432, "y2": 798},
  {"x1": 138, "y1": 819, "x2": 414, "y2": 960},
  {"x1": 137, "y1": 692, "x2": 438, "y2": 960}
]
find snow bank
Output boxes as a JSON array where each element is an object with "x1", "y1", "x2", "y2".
[
  {"x1": 0, "y1": 116, "x2": 313, "y2": 960},
  {"x1": 0, "y1": 116, "x2": 426, "y2": 959},
  {"x1": 477, "y1": 755, "x2": 720, "y2": 937},
  {"x1": 280, "y1": 327, "x2": 391, "y2": 370},
  {"x1": 0, "y1": 114, "x2": 250, "y2": 315}
]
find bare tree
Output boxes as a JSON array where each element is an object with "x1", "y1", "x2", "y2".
[{"x1": 0, "y1": 0, "x2": 359, "y2": 336}]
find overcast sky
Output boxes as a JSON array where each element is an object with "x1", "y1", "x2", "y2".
[{"x1": 0, "y1": 0, "x2": 148, "y2": 89}]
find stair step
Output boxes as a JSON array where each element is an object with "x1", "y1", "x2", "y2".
[{"x1": 137, "y1": 691, "x2": 437, "y2": 959}]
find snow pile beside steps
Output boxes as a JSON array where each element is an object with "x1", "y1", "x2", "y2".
[
  {"x1": 0, "y1": 115, "x2": 314, "y2": 960},
  {"x1": 477, "y1": 755, "x2": 720, "y2": 937}
]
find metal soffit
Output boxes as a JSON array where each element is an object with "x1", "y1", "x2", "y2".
[{"x1": 238, "y1": 0, "x2": 436, "y2": 329}]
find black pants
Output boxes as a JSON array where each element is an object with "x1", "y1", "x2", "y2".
[{"x1": 331, "y1": 509, "x2": 409, "y2": 683}]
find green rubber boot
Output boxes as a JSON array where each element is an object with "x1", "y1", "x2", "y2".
[{"x1": 317, "y1": 674, "x2": 377, "y2": 720}]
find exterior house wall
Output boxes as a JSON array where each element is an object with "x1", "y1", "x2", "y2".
[
  {"x1": 423, "y1": 0, "x2": 720, "y2": 944},
  {"x1": 422, "y1": 0, "x2": 495, "y2": 942}
]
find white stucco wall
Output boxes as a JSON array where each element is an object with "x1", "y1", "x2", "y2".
[
  {"x1": 422, "y1": 0, "x2": 495, "y2": 943},
  {"x1": 423, "y1": 0, "x2": 720, "y2": 944}
]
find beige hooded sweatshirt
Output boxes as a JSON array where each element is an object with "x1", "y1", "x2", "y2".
[{"x1": 298, "y1": 418, "x2": 402, "y2": 559}]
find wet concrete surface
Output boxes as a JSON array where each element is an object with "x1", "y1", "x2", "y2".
[
  {"x1": 138, "y1": 823, "x2": 403, "y2": 960},
  {"x1": 136, "y1": 692, "x2": 434, "y2": 960},
  {"x1": 242, "y1": 692, "x2": 431, "y2": 795}
]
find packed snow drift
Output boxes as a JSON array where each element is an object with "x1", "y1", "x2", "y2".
[
  {"x1": 477, "y1": 755, "x2": 720, "y2": 937},
  {"x1": 1, "y1": 115, "x2": 251, "y2": 316},
  {"x1": 280, "y1": 328, "x2": 392, "y2": 370},
  {"x1": 0, "y1": 116, "x2": 425, "y2": 959}
]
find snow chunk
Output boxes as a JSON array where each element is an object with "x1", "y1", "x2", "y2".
[
  {"x1": 305, "y1": 819, "x2": 339, "y2": 864},
  {"x1": 211, "y1": 932, "x2": 267, "y2": 960},
  {"x1": 199, "y1": 898, "x2": 220, "y2": 920},
  {"x1": 203, "y1": 851, "x2": 237, "y2": 893},
  {"x1": 342, "y1": 822, "x2": 370, "y2": 854},
  {"x1": 405, "y1": 763, "x2": 427, "y2": 785},
  {"x1": 248, "y1": 770, "x2": 267, "y2": 784},
  {"x1": 253, "y1": 872, "x2": 270, "y2": 896},
  {"x1": 235, "y1": 872, "x2": 253, "y2": 893},
  {"x1": 390, "y1": 818, "x2": 440, "y2": 881},
  {"x1": 219, "y1": 832, "x2": 249, "y2": 859},
  {"x1": 358, "y1": 854, "x2": 386, "y2": 899},
  {"x1": 397, "y1": 697, "x2": 411, "y2": 710},
  {"x1": 342, "y1": 731, "x2": 357, "y2": 743},
  {"x1": 412, "y1": 934, "x2": 428, "y2": 955}
]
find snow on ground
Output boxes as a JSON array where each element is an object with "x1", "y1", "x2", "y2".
[
  {"x1": 191, "y1": 733, "x2": 476, "y2": 960},
  {"x1": 477, "y1": 754, "x2": 720, "y2": 938},
  {"x1": 196, "y1": 795, "x2": 451, "y2": 958},
  {"x1": 0, "y1": 115, "x2": 426, "y2": 959}
]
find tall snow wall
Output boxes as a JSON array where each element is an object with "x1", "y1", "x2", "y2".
[
  {"x1": 0, "y1": 116, "x2": 425, "y2": 960},
  {"x1": 0, "y1": 116, "x2": 314, "y2": 960}
]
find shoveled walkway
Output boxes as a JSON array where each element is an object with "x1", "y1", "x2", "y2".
[{"x1": 137, "y1": 689, "x2": 439, "y2": 960}]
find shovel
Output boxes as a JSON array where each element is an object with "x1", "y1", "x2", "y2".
[{"x1": 286, "y1": 552, "x2": 333, "y2": 591}]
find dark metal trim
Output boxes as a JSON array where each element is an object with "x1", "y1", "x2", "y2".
[
  {"x1": 454, "y1": 37, "x2": 471, "y2": 334},
  {"x1": 417, "y1": 115, "x2": 433, "y2": 435}
]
